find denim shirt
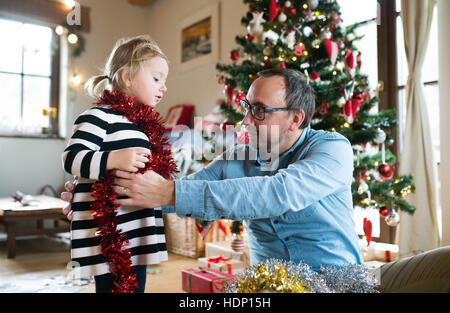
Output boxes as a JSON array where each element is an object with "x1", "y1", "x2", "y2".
[{"x1": 163, "y1": 126, "x2": 363, "y2": 270}]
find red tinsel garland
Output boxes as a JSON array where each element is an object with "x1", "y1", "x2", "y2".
[{"x1": 90, "y1": 90, "x2": 178, "y2": 293}]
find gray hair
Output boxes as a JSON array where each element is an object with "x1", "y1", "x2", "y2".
[{"x1": 257, "y1": 68, "x2": 315, "y2": 129}]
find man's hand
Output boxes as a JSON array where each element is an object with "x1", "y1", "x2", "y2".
[
  {"x1": 61, "y1": 177, "x2": 77, "y2": 221},
  {"x1": 112, "y1": 170, "x2": 175, "y2": 208}
]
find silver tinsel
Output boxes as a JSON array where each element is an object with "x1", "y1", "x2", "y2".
[{"x1": 224, "y1": 259, "x2": 379, "y2": 293}]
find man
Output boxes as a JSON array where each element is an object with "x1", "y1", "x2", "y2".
[{"x1": 62, "y1": 68, "x2": 363, "y2": 271}]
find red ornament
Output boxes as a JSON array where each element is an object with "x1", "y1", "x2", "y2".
[
  {"x1": 378, "y1": 163, "x2": 395, "y2": 180},
  {"x1": 287, "y1": 7, "x2": 296, "y2": 15},
  {"x1": 310, "y1": 71, "x2": 320, "y2": 81},
  {"x1": 293, "y1": 44, "x2": 306, "y2": 56},
  {"x1": 245, "y1": 33, "x2": 255, "y2": 42},
  {"x1": 279, "y1": 61, "x2": 286, "y2": 69},
  {"x1": 269, "y1": 0, "x2": 277, "y2": 22},
  {"x1": 229, "y1": 50, "x2": 239, "y2": 61},
  {"x1": 92, "y1": 90, "x2": 178, "y2": 293},
  {"x1": 363, "y1": 218, "x2": 372, "y2": 246},
  {"x1": 225, "y1": 85, "x2": 234, "y2": 104},
  {"x1": 319, "y1": 102, "x2": 329, "y2": 115},
  {"x1": 379, "y1": 206, "x2": 390, "y2": 217},
  {"x1": 324, "y1": 39, "x2": 339, "y2": 65},
  {"x1": 263, "y1": 58, "x2": 272, "y2": 69},
  {"x1": 234, "y1": 92, "x2": 246, "y2": 105}
]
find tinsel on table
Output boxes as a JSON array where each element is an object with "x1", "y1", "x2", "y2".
[{"x1": 224, "y1": 259, "x2": 379, "y2": 293}]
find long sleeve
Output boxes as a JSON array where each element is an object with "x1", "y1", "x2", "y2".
[
  {"x1": 161, "y1": 151, "x2": 227, "y2": 214},
  {"x1": 174, "y1": 136, "x2": 354, "y2": 221},
  {"x1": 62, "y1": 107, "x2": 110, "y2": 180}
]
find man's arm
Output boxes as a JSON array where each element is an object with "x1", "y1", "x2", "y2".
[{"x1": 175, "y1": 137, "x2": 354, "y2": 221}]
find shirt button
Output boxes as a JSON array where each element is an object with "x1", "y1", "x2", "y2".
[{"x1": 273, "y1": 220, "x2": 279, "y2": 224}]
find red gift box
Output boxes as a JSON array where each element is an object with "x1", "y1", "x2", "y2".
[{"x1": 181, "y1": 268, "x2": 234, "y2": 293}]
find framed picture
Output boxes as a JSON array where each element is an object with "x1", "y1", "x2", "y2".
[{"x1": 178, "y1": 2, "x2": 220, "y2": 73}]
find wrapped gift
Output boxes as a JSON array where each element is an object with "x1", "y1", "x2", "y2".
[
  {"x1": 164, "y1": 214, "x2": 231, "y2": 258},
  {"x1": 198, "y1": 256, "x2": 244, "y2": 275},
  {"x1": 359, "y1": 239, "x2": 399, "y2": 262},
  {"x1": 181, "y1": 268, "x2": 234, "y2": 293},
  {"x1": 205, "y1": 241, "x2": 250, "y2": 267}
]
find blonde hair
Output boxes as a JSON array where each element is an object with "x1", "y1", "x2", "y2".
[{"x1": 85, "y1": 34, "x2": 168, "y2": 98}]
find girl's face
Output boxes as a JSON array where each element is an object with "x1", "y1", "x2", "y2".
[{"x1": 127, "y1": 56, "x2": 169, "y2": 107}]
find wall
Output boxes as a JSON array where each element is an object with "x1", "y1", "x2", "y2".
[
  {"x1": 438, "y1": 0, "x2": 450, "y2": 246},
  {"x1": 0, "y1": 0, "x2": 247, "y2": 197}
]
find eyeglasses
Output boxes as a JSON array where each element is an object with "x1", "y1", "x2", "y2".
[{"x1": 240, "y1": 99, "x2": 297, "y2": 121}]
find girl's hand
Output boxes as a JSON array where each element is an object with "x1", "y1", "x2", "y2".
[
  {"x1": 61, "y1": 177, "x2": 78, "y2": 221},
  {"x1": 107, "y1": 148, "x2": 150, "y2": 172}
]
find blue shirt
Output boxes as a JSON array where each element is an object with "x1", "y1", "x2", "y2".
[{"x1": 163, "y1": 126, "x2": 363, "y2": 271}]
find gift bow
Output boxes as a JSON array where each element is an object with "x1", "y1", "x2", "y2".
[{"x1": 207, "y1": 256, "x2": 232, "y2": 274}]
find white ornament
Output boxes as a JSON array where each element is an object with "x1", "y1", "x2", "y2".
[
  {"x1": 374, "y1": 128, "x2": 386, "y2": 144},
  {"x1": 385, "y1": 210, "x2": 400, "y2": 227},
  {"x1": 285, "y1": 1, "x2": 292, "y2": 8},
  {"x1": 337, "y1": 96, "x2": 346, "y2": 108},
  {"x1": 303, "y1": 26, "x2": 313, "y2": 37},
  {"x1": 308, "y1": 0, "x2": 319, "y2": 10},
  {"x1": 247, "y1": 12, "x2": 266, "y2": 37},
  {"x1": 358, "y1": 182, "x2": 369, "y2": 195},
  {"x1": 282, "y1": 31, "x2": 296, "y2": 50},
  {"x1": 278, "y1": 12, "x2": 287, "y2": 23}
]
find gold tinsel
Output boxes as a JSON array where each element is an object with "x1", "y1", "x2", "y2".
[{"x1": 234, "y1": 262, "x2": 312, "y2": 293}]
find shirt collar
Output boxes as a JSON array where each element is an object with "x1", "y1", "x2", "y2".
[{"x1": 256, "y1": 125, "x2": 310, "y2": 165}]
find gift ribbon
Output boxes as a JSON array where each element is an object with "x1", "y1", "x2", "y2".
[{"x1": 207, "y1": 256, "x2": 232, "y2": 274}]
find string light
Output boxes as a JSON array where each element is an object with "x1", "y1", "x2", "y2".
[
  {"x1": 64, "y1": 0, "x2": 76, "y2": 9},
  {"x1": 68, "y1": 33, "x2": 78, "y2": 44},
  {"x1": 303, "y1": 4, "x2": 308, "y2": 9},
  {"x1": 55, "y1": 25, "x2": 64, "y2": 36}
]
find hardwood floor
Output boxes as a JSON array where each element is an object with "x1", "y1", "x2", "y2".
[{"x1": 0, "y1": 233, "x2": 198, "y2": 293}]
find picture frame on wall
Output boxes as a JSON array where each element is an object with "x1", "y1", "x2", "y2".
[{"x1": 178, "y1": 2, "x2": 220, "y2": 73}]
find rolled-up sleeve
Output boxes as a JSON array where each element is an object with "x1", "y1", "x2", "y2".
[{"x1": 175, "y1": 136, "x2": 353, "y2": 221}]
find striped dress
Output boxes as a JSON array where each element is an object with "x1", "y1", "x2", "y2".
[{"x1": 62, "y1": 105, "x2": 168, "y2": 279}]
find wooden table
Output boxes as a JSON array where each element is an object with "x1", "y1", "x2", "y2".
[{"x1": 0, "y1": 195, "x2": 70, "y2": 258}]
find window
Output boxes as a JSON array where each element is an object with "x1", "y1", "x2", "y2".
[{"x1": 0, "y1": 17, "x2": 60, "y2": 137}]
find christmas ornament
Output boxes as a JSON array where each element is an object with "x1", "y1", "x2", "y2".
[
  {"x1": 263, "y1": 46, "x2": 271, "y2": 56},
  {"x1": 229, "y1": 49, "x2": 239, "y2": 61},
  {"x1": 378, "y1": 163, "x2": 395, "y2": 180},
  {"x1": 287, "y1": 7, "x2": 296, "y2": 15},
  {"x1": 351, "y1": 93, "x2": 362, "y2": 119},
  {"x1": 358, "y1": 181, "x2": 369, "y2": 194},
  {"x1": 225, "y1": 85, "x2": 234, "y2": 103},
  {"x1": 293, "y1": 44, "x2": 306, "y2": 56},
  {"x1": 269, "y1": 0, "x2": 278, "y2": 22},
  {"x1": 324, "y1": 39, "x2": 339, "y2": 65},
  {"x1": 245, "y1": 33, "x2": 255, "y2": 42},
  {"x1": 307, "y1": 0, "x2": 319, "y2": 10},
  {"x1": 321, "y1": 30, "x2": 332, "y2": 40},
  {"x1": 363, "y1": 218, "x2": 372, "y2": 245},
  {"x1": 379, "y1": 206, "x2": 390, "y2": 217},
  {"x1": 310, "y1": 71, "x2": 320, "y2": 81},
  {"x1": 319, "y1": 102, "x2": 329, "y2": 115},
  {"x1": 195, "y1": 220, "x2": 214, "y2": 239},
  {"x1": 374, "y1": 128, "x2": 386, "y2": 144},
  {"x1": 92, "y1": 90, "x2": 178, "y2": 293},
  {"x1": 231, "y1": 234, "x2": 245, "y2": 252},
  {"x1": 345, "y1": 50, "x2": 356, "y2": 78},
  {"x1": 356, "y1": 51, "x2": 362, "y2": 69},
  {"x1": 303, "y1": 26, "x2": 313, "y2": 37},
  {"x1": 247, "y1": 12, "x2": 266, "y2": 38},
  {"x1": 279, "y1": 61, "x2": 286, "y2": 68},
  {"x1": 283, "y1": 31, "x2": 296, "y2": 49},
  {"x1": 385, "y1": 210, "x2": 400, "y2": 227},
  {"x1": 344, "y1": 100, "x2": 353, "y2": 123},
  {"x1": 234, "y1": 92, "x2": 246, "y2": 105},
  {"x1": 285, "y1": 1, "x2": 292, "y2": 8},
  {"x1": 278, "y1": 12, "x2": 287, "y2": 23}
]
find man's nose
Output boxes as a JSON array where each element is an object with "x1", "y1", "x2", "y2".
[{"x1": 242, "y1": 110, "x2": 254, "y2": 126}]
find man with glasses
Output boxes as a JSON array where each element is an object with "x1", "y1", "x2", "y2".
[{"x1": 62, "y1": 68, "x2": 363, "y2": 271}]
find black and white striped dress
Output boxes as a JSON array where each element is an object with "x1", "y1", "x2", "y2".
[{"x1": 62, "y1": 105, "x2": 168, "y2": 279}]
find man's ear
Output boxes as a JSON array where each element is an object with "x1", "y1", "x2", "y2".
[{"x1": 289, "y1": 110, "x2": 305, "y2": 131}]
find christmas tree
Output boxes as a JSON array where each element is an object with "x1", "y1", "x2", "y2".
[{"x1": 213, "y1": 0, "x2": 416, "y2": 231}]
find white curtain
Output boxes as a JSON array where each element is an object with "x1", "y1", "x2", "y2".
[{"x1": 397, "y1": 0, "x2": 440, "y2": 256}]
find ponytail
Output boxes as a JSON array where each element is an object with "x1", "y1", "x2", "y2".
[{"x1": 84, "y1": 75, "x2": 110, "y2": 99}]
